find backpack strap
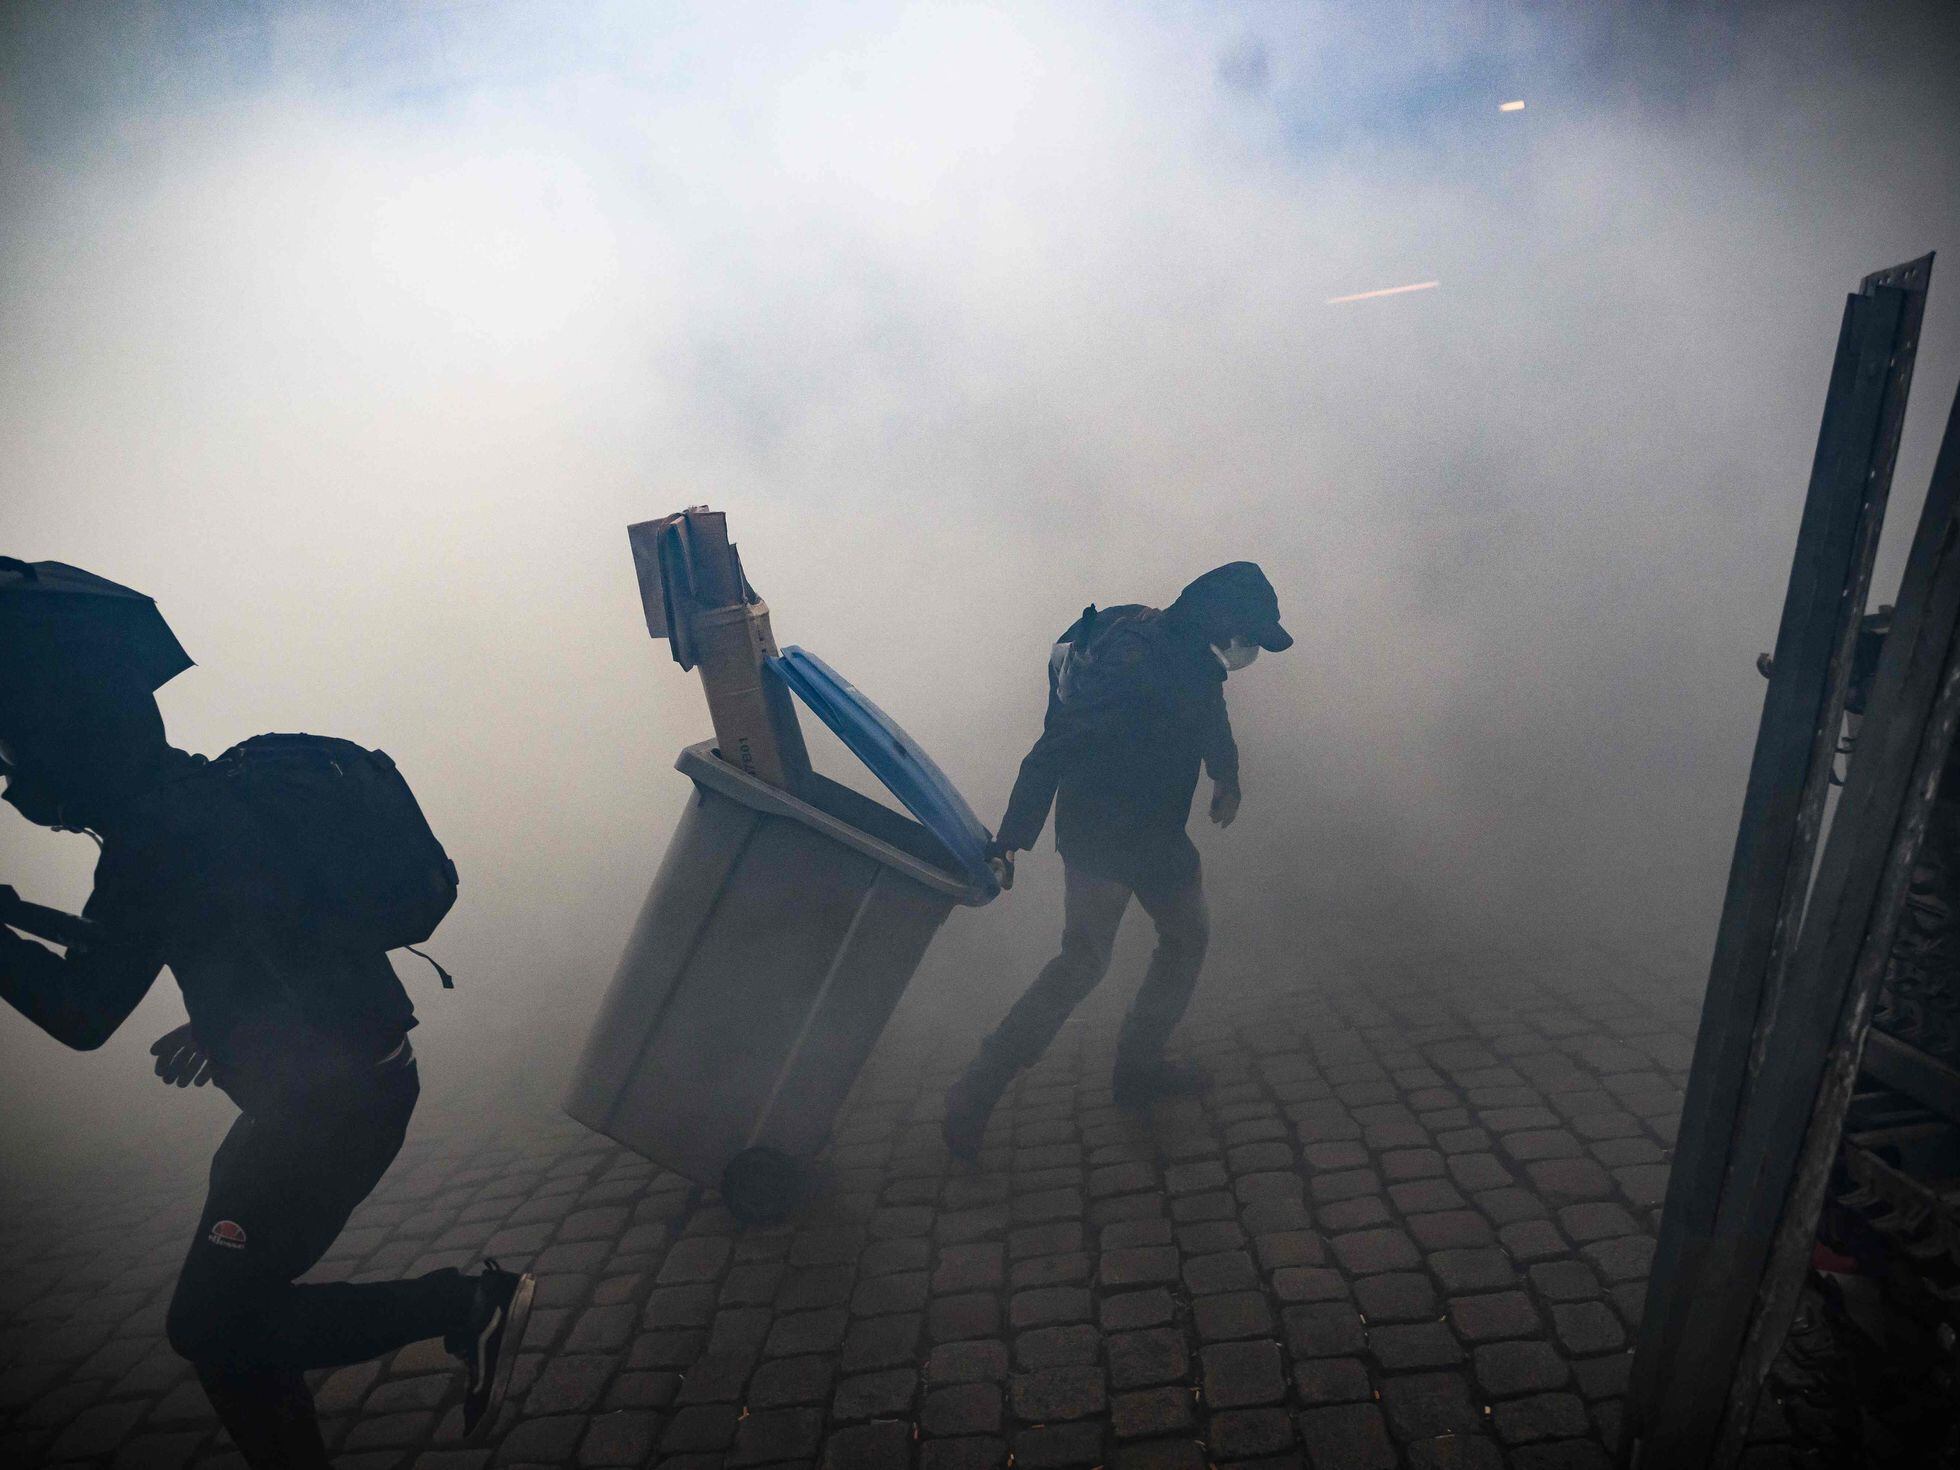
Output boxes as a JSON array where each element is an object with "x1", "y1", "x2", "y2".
[{"x1": 402, "y1": 944, "x2": 456, "y2": 989}]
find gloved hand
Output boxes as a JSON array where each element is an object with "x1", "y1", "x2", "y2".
[
  {"x1": 150, "y1": 1022, "x2": 213, "y2": 1088},
  {"x1": 984, "y1": 838, "x2": 1017, "y2": 891},
  {"x1": 1209, "y1": 781, "x2": 1241, "y2": 829}
]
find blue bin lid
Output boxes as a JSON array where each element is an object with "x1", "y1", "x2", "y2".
[{"x1": 771, "y1": 646, "x2": 1000, "y2": 899}]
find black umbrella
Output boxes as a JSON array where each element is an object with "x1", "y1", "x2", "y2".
[{"x1": 0, "y1": 558, "x2": 194, "y2": 697}]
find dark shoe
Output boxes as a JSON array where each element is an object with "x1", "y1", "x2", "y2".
[
  {"x1": 446, "y1": 1260, "x2": 535, "y2": 1437},
  {"x1": 943, "y1": 1063, "x2": 1011, "y2": 1162},
  {"x1": 1113, "y1": 1057, "x2": 1211, "y2": 1110}
]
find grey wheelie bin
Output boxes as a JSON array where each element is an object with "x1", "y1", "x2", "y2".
[{"x1": 565, "y1": 724, "x2": 995, "y2": 1224}]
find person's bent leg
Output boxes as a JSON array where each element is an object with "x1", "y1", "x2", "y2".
[
  {"x1": 1112, "y1": 872, "x2": 1211, "y2": 1101},
  {"x1": 945, "y1": 866, "x2": 1130, "y2": 1156},
  {"x1": 167, "y1": 1052, "x2": 477, "y2": 1465},
  {"x1": 194, "y1": 1367, "x2": 330, "y2": 1470}
]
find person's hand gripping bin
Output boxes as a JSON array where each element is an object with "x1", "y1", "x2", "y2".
[{"x1": 564, "y1": 515, "x2": 998, "y2": 1224}]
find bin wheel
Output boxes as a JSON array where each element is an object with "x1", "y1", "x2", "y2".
[{"x1": 721, "y1": 1147, "x2": 803, "y2": 1226}]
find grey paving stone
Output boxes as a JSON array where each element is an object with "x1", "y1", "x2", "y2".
[
  {"x1": 1175, "y1": 1220, "x2": 1246, "y2": 1255},
  {"x1": 1249, "y1": 1229, "x2": 1323, "y2": 1272},
  {"x1": 1294, "y1": 1403, "x2": 1397, "y2": 1469},
  {"x1": 1447, "y1": 1154, "x2": 1514, "y2": 1191},
  {"x1": 1201, "y1": 1339, "x2": 1285, "y2": 1407},
  {"x1": 1551, "y1": 1301, "x2": 1626, "y2": 1355},
  {"x1": 1272, "y1": 1266, "x2": 1349, "y2": 1304},
  {"x1": 1317, "y1": 1196, "x2": 1394, "y2": 1232},
  {"x1": 1390, "y1": 1178, "x2": 1470, "y2": 1215},
  {"x1": 1377, "y1": 1370, "x2": 1485, "y2": 1439},
  {"x1": 1294, "y1": 1355, "x2": 1373, "y2": 1405},
  {"x1": 1351, "y1": 1271, "x2": 1438, "y2": 1322},
  {"x1": 932, "y1": 1242, "x2": 1005, "y2": 1295},
  {"x1": 923, "y1": 1381, "x2": 1004, "y2": 1436},
  {"x1": 578, "y1": 1409, "x2": 660, "y2": 1466},
  {"x1": 1192, "y1": 1290, "x2": 1274, "y2": 1341},
  {"x1": 1208, "y1": 1406, "x2": 1296, "y2": 1458},
  {"x1": 1111, "y1": 1386, "x2": 1196, "y2": 1439},
  {"x1": 1409, "y1": 1209, "x2": 1495, "y2": 1250},
  {"x1": 500, "y1": 1413, "x2": 593, "y2": 1463},
  {"x1": 1370, "y1": 1320, "x2": 1467, "y2": 1371},
  {"x1": 1099, "y1": 1245, "x2": 1180, "y2": 1289},
  {"x1": 1331, "y1": 1227, "x2": 1421, "y2": 1275},
  {"x1": 655, "y1": 1237, "x2": 731, "y2": 1285},
  {"x1": 821, "y1": 1419, "x2": 915, "y2": 1470},
  {"x1": 1182, "y1": 1250, "x2": 1258, "y2": 1295},
  {"x1": 1492, "y1": 1392, "x2": 1591, "y2": 1445},
  {"x1": 1404, "y1": 1433, "x2": 1506, "y2": 1468},
  {"x1": 1099, "y1": 1213, "x2": 1170, "y2": 1246},
  {"x1": 1528, "y1": 1260, "x2": 1602, "y2": 1302},
  {"x1": 831, "y1": 1366, "x2": 917, "y2": 1421},
  {"x1": 1107, "y1": 1328, "x2": 1189, "y2": 1389},
  {"x1": 840, "y1": 1311, "x2": 923, "y2": 1372},
  {"x1": 1303, "y1": 1141, "x2": 1370, "y2": 1170},
  {"x1": 1013, "y1": 1420, "x2": 1106, "y2": 1467},
  {"x1": 930, "y1": 1338, "x2": 1010, "y2": 1383},
  {"x1": 1101, "y1": 1288, "x2": 1176, "y2": 1331},
  {"x1": 526, "y1": 1355, "x2": 616, "y2": 1414},
  {"x1": 764, "y1": 1307, "x2": 849, "y2": 1357},
  {"x1": 1012, "y1": 1251, "x2": 1093, "y2": 1291},
  {"x1": 1311, "y1": 1168, "x2": 1384, "y2": 1202},
  {"x1": 851, "y1": 1269, "x2": 929, "y2": 1317},
  {"x1": 1010, "y1": 1286, "x2": 1092, "y2": 1329},
  {"x1": 1580, "y1": 1234, "x2": 1655, "y2": 1284},
  {"x1": 1499, "y1": 1220, "x2": 1569, "y2": 1262},
  {"x1": 1570, "y1": 1350, "x2": 1632, "y2": 1401},
  {"x1": 1449, "y1": 1289, "x2": 1542, "y2": 1342},
  {"x1": 1015, "y1": 1324, "x2": 1101, "y2": 1370},
  {"x1": 917, "y1": 1434, "x2": 1012, "y2": 1469},
  {"x1": 1614, "y1": 1164, "x2": 1671, "y2": 1208},
  {"x1": 1474, "y1": 1340, "x2": 1572, "y2": 1397},
  {"x1": 930, "y1": 1292, "x2": 1001, "y2": 1343},
  {"x1": 641, "y1": 1284, "x2": 716, "y2": 1329},
  {"x1": 1284, "y1": 1301, "x2": 1366, "y2": 1359},
  {"x1": 1011, "y1": 1365, "x2": 1107, "y2": 1421},
  {"x1": 1429, "y1": 1247, "x2": 1519, "y2": 1295},
  {"x1": 1475, "y1": 1186, "x2": 1551, "y2": 1225},
  {"x1": 1240, "y1": 1196, "x2": 1314, "y2": 1234},
  {"x1": 1524, "y1": 1159, "x2": 1614, "y2": 1205}
]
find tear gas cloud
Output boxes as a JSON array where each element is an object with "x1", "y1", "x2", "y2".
[{"x1": 2, "y1": 0, "x2": 1958, "y2": 1170}]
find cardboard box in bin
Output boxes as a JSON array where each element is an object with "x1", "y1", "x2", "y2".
[{"x1": 627, "y1": 508, "x2": 810, "y2": 790}]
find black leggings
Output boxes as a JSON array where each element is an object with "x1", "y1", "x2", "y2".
[{"x1": 165, "y1": 1047, "x2": 473, "y2": 1467}]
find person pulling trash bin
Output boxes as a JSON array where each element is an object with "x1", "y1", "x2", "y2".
[
  {"x1": 0, "y1": 559, "x2": 531, "y2": 1469},
  {"x1": 943, "y1": 561, "x2": 1293, "y2": 1159}
]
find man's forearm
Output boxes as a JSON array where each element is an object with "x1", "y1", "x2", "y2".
[{"x1": 0, "y1": 927, "x2": 161, "y2": 1050}]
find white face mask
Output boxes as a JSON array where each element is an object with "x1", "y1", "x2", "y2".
[{"x1": 1213, "y1": 637, "x2": 1260, "y2": 672}]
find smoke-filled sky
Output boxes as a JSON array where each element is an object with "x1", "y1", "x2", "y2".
[{"x1": 3, "y1": 0, "x2": 1959, "y2": 1170}]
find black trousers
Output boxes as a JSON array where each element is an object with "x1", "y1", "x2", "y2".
[
  {"x1": 980, "y1": 861, "x2": 1210, "y2": 1077},
  {"x1": 165, "y1": 1043, "x2": 473, "y2": 1468}
]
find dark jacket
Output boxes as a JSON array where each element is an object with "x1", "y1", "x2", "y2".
[
  {"x1": 0, "y1": 747, "x2": 415, "y2": 1106},
  {"x1": 997, "y1": 604, "x2": 1239, "y2": 892}
]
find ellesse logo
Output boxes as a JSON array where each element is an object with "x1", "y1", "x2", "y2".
[{"x1": 208, "y1": 1220, "x2": 248, "y2": 1250}]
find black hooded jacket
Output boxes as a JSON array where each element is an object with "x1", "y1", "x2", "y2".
[
  {"x1": 0, "y1": 746, "x2": 416, "y2": 1104},
  {"x1": 996, "y1": 602, "x2": 1239, "y2": 892}
]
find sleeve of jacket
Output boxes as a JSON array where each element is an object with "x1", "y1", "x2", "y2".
[
  {"x1": 1202, "y1": 680, "x2": 1240, "y2": 793},
  {"x1": 0, "y1": 927, "x2": 164, "y2": 1052},
  {"x1": 0, "y1": 839, "x2": 167, "y2": 1051}
]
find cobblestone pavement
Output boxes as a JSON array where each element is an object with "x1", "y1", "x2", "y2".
[{"x1": 3, "y1": 936, "x2": 1820, "y2": 1469}]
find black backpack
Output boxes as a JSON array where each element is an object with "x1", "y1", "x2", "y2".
[{"x1": 209, "y1": 733, "x2": 459, "y2": 984}]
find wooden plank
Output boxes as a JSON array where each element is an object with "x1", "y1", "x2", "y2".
[
  {"x1": 1860, "y1": 1027, "x2": 1960, "y2": 1122},
  {"x1": 1626, "y1": 256, "x2": 1932, "y2": 1464},
  {"x1": 1713, "y1": 380, "x2": 1960, "y2": 1465}
]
